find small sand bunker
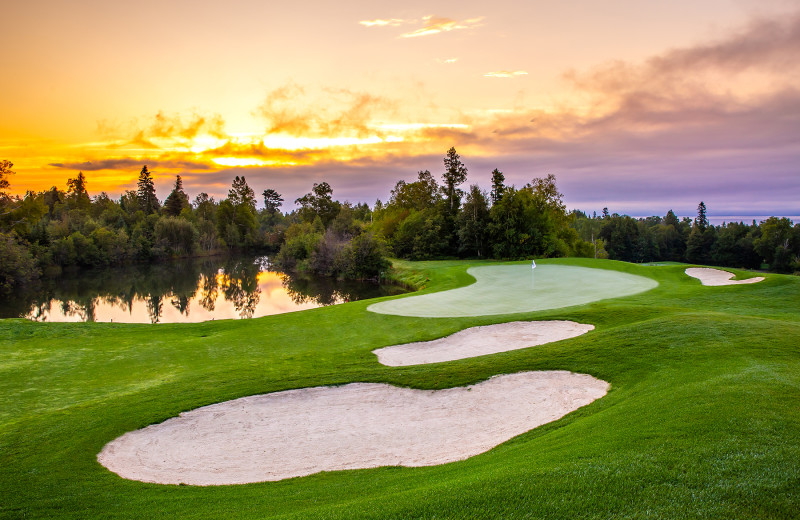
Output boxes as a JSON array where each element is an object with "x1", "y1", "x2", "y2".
[
  {"x1": 685, "y1": 267, "x2": 765, "y2": 286},
  {"x1": 374, "y1": 321, "x2": 594, "y2": 366},
  {"x1": 98, "y1": 371, "x2": 608, "y2": 485}
]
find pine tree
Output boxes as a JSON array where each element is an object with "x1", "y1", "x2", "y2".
[
  {"x1": 664, "y1": 209, "x2": 680, "y2": 228},
  {"x1": 694, "y1": 201, "x2": 708, "y2": 232},
  {"x1": 136, "y1": 165, "x2": 159, "y2": 214},
  {"x1": 490, "y1": 168, "x2": 505, "y2": 205},
  {"x1": 163, "y1": 175, "x2": 190, "y2": 216},
  {"x1": 458, "y1": 184, "x2": 490, "y2": 257},
  {"x1": 262, "y1": 188, "x2": 284, "y2": 214},
  {"x1": 228, "y1": 176, "x2": 256, "y2": 210},
  {"x1": 442, "y1": 147, "x2": 468, "y2": 213}
]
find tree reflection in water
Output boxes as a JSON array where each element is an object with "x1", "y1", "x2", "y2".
[
  {"x1": 219, "y1": 257, "x2": 261, "y2": 318},
  {"x1": 280, "y1": 273, "x2": 352, "y2": 306},
  {"x1": 2, "y1": 255, "x2": 405, "y2": 323}
]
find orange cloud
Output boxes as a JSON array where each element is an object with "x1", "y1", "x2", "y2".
[
  {"x1": 359, "y1": 18, "x2": 407, "y2": 27},
  {"x1": 96, "y1": 111, "x2": 228, "y2": 152},
  {"x1": 401, "y1": 16, "x2": 484, "y2": 38},
  {"x1": 483, "y1": 71, "x2": 528, "y2": 78},
  {"x1": 255, "y1": 84, "x2": 396, "y2": 138}
]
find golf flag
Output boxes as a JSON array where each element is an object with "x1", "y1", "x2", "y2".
[{"x1": 531, "y1": 259, "x2": 536, "y2": 269}]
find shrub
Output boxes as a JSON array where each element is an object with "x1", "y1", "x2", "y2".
[{"x1": 0, "y1": 233, "x2": 39, "y2": 293}]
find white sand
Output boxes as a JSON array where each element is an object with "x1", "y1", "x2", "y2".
[
  {"x1": 374, "y1": 321, "x2": 594, "y2": 366},
  {"x1": 685, "y1": 267, "x2": 765, "y2": 286},
  {"x1": 98, "y1": 371, "x2": 608, "y2": 485}
]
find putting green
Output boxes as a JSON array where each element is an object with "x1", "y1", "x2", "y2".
[{"x1": 368, "y1": 264, "x2": 658, "y2": 317}]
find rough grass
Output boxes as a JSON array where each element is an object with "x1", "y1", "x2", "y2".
[{"x1": 1, "y1": 258, "x2": 798, "y2": 519}]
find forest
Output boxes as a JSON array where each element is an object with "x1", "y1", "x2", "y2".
[{"x1": 1, "y1": 149, "x2": 798, "y2": 294}]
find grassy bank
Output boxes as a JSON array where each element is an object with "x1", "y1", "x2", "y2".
[{"x1": 1, "y1": 258, "x2": 798, "y2": 519}]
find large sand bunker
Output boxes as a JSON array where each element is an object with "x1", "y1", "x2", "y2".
[
  {"x1": 374, "y1": 321, "x2": 594, "y2": 366},
  {"x1": 98, "y1": 371, "x2": 608, "y2": 485},
  {"x1": 685, "y1": 267, "x2": 765, "y2": 286},
  {"x1": 368, "y1": 264, "x2": 657, "y2": 317}
]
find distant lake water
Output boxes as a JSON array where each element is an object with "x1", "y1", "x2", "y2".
[
  {"x1": 701, "y1": 216, "x2": 799, "y2": 226},
  {"x1": 633, "y1": 215, "x2": 799, "y2": 225},
  {"x1": 0, "y1": 256, "x2": 405, "y2": 324}
]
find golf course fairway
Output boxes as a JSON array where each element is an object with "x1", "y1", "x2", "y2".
[
  {"x1": 368, "y1": 264, "x2": 658, "y2": 317},
  {"x1": 1, "y1": 258, "x2": 798, "y2": 519}
]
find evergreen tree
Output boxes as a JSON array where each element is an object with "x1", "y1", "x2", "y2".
[
  {"x1": 664, "y1": 209, "x2": 680, "y2": 228},
  {"x1": 686, "y1": 224, "x2": 716, "y2": 265},
  {"x1": 218, "y1": 176, "x2": 259, "y2": 248},
  {"x1": 228, "y1": 176, "x2": 256, "y2": 210},
  {"x1": 599, "y1": 215, "x2": 639, "y2": 262},
  {"x1": 136, "y1": 165, "x2": 160, "y2": 214},
  {"x1": 457, "y1": 184, "x2": 490, "y2": 257},
  {"x1": 441, "y1": 147, "x2": 468, "y2": 213},
  {"x1": 695, "y1": 201, "x2": 708, "y2": 232},
  {"x1": 66, "y1": 172, "x2": 90, "y2": 207},
  {"x1": 262, "y1": 188, "x2": 283, "y2": 214},
  {"x1": 658, "y1": 209, "x2": 686, "y2": 261},
  {"x1": 163, "y1": 175, "x2": 190, "y2": 216},
  {"x1": 490, "y1": 168, "x2": 505, "y2": 205}
]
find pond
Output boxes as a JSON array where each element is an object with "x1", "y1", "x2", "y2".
[{"x1": 0, "y1": 256, "x2": 406, "y2": 324}]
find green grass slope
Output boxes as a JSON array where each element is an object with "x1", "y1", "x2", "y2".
[{"x1": 1, "y1": 258, "x2": 798, "y2": 519}]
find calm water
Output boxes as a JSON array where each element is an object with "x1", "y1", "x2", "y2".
[
  {"x1": 0, "y1": 256, "x2": 406, "y2": 324},
  {"x1": 685, "y1": 215, "x2": 798, "y2": 226}
]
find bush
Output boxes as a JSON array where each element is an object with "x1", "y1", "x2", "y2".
[
  {"x1": 334, "y1": 232, "x2": 390, "y2": 280},
  {"x1": 274, "y1": 224, "x2": 323, "y2": 271},
  {"x1": 154, "y1": 216, "x2": 198, "y2": 257},
  {"x1": 0, "y1": 233, "x2": 39, "y2": 293}
]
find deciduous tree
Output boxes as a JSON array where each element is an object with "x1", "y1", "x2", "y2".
[{"x1": 0, "y1": 160, "x2": 14, "y2": 197}]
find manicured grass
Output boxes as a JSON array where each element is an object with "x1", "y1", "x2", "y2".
[
  {"x1": 368, "y1": 263, "x2": 658, "y2": 317},
  {"x1": 1, "y1": 258, "x2": 798, "y2": 519}
]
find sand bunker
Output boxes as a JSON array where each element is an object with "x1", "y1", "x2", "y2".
[
  {"x1": 98, "y1": 371, "x2": 608, "y2": 485},
  {"x1": 685, "y1": 267, "x2": 765, "y2": 286},
  {"x1": 368, "y1": 264, "x2": 657, "y2": 317},
  {"x1": 374, "y1": 321, "x2": 594, "y2": 366}
]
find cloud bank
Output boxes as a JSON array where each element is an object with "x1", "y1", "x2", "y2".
[{"x1": 41, "y1": 10, "x2": 800, "y2": 216}]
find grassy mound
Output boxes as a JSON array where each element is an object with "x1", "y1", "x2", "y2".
[{"x1": 1, "y1": 258, "x2": 798, "y2": 519}]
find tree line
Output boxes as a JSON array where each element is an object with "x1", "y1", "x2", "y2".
[
  {"x1": 1, "y1": 152, "x2": 798, "y2": 294},
  {"x1": 578, "y1": 202, "x2": 800, "y2": 272}
]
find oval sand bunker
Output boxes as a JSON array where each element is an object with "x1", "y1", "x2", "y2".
[
  {"x1": 98, "y1": 371, "x2": 608, "y2": 485},
  {"x1": 368, "y1": 264, "x2": 657, "y2": 317},
  {"x1": 374, "y1": 321, "x2": 594, "y2": 366},
  {"x1": 685, "y1": 267, "x2": 764, "y2": 286}
]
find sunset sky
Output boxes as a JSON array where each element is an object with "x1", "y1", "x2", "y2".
[{"x1": 2, "y1": 0, "x2": 798, "y2": 216}]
